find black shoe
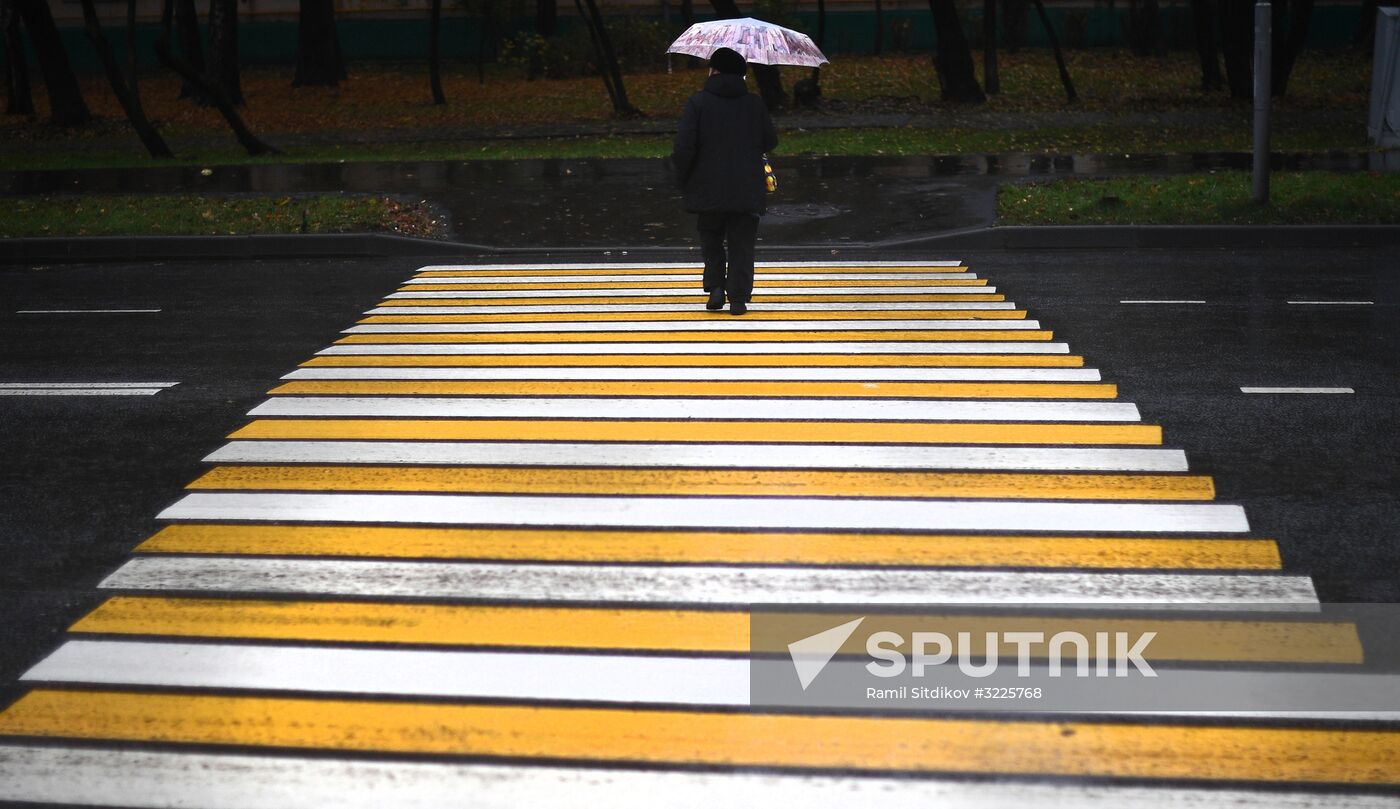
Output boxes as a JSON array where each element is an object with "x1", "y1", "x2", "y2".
[
  {"x1": 706, "y1": 289, "x2": 725, "y2": 311},
  {"x1": 729, "y1": 300, "x2": 747, "y2": 316}
]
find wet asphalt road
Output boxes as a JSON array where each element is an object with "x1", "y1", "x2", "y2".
[{"x1": 0, "y1": 247, "x2": 1395, "y2": 703}]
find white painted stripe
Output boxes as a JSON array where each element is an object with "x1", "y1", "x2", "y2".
[
  {"x1": 1286, "y1": 301, "x2": 1375, "y2": 305},
  {"x1": 25, "y1": 641, "x2": 746, "y2": 705},
  {"x1": 31, "y1": 641, "x2": 1400, "y2": 719},
  {"x1": 2, "y1": 746, "x2": 1389, "y2": 809},
  {"x1": 283, "y1": 367, "x2": 1102, "y2": 382},
  {"x1": 1239, "y1": 387, "x2": 1356, "y2": 395},
  {"x1": 1119, "y1": 301, "x2": 1207, "y2": 305},
  {"x1": 0, "y1": 382, "x2": 178, "y2": 388},
  {"x1": 16, "y1": 308, "x2": 162, "y2": 314},
  {"x1": 100, "y1": 556, "x2": 1307, "y2": 605},
  {"x1": 28, "y1": 641, "x2": 1400, "y2": 719},
  {"x1": 416, "y1": 261, "x2": 965, "y2": 270},
  {"x1": 388, "y1": 287, "x2": 995, "y2": 299},
  {"x1": 156, "y1": 493, "x2": 1248, "y2": 534},
  {"x1": 248, "y1": 397, "x2": 1143, "y2": 422},
  {"x1": 344, "y1": 320, "x2": 1042, "y2": 334},
  {"x1": 404, "y1": 273, "x2": 977, "y2": 283},
  {"x1": 369, "y1": 303, "x2": 1019, "y2": 314},
  {"x1": 0, "y1": 388, "x2": 167, "y2": 396},
  {"x1": 204, "y1": 441, "x2": 1186, "y2": 472},
  {"x1": 318, "y1": 342, "x2": 1070, "y2": 356}
]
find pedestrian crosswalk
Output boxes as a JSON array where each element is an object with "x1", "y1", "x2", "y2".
[{"x1": 1, "y1": 260, "x2": 1396, "y2": 806}]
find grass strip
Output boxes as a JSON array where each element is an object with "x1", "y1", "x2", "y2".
[
  {"x1": 0, "y1": 194, "x2": 442, "y2": 238},
  {"x1": 998, "y1": 172, "x2": 1400, "y2": 225}
]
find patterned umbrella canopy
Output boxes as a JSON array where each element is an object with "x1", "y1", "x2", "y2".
[{"x1": 666, "y1": 17, "x2": 829, "y2": 68}]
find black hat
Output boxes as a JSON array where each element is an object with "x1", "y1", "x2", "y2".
[{"x1": 709, "y1": 47, "x2": 747, "y2": 76}]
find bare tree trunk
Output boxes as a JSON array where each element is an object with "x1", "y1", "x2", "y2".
[
  {"x1": 709, "y1": 0, "x2": 784, "y2": 110},
  {"x1": 475, "y1": 0, "x2": 495, "y2": 86},
  {"x1": 429, "y1": 0, "x2": 444, "y2": 102},
  {"x1": 1031, "y1": 0, "x2": 1076, "y2": 102},
  {"x1": 294, "y1": 0, "x2": 345, "y2": 87},
  {"x1": 126, "y1": 0, "x2": 139, "y2": 96},
  {"x1": 816, "y1": 0, "x2": 826, "y2": 48},
  {"x1": 873, "y1": 0, "x2": 884, "y2": 54},
  {"x1": 1219, "y1": 0, "x2": 1253, "y2": 98},
  {"x1": 751, "y1": 64, "x2": 787, "y2": 110},
  {"x1": 1002, "y1": 0, "x2": 1027, "y2": 52},
  {"x1": 207, "y1": 0, "x2": 241, "y2": 104},
  {"x1": 536, "y1": 0, "x2": 556, "y2": 36},
  {"x1": 1354, "y1": 0, "x2": 1378, "y2": 50},
  {"x1": 1129, "y1": 0, "x2": 1166, "y2": 56},
  {"x1": 78, "y1": 0, "x2": 173, "y2": 157},
  {"x1": 585, "y1": 0, "x2": 637, "y2": 114},
  {"x1": 928, "y1": 0, "x2": 984, "y2": 103},
  {"x1": 1272, "y1": 0, "x2": 1311, "y2": 96},
  {"x1": 158, "y1": 0, "x2": 278, "y2": 154},
  {"x1": 1190, "y1": 0, "x2": 1223, "y2": 90},
  {"x1": 175, "y1": 0, "x2": 207, "y2": 101},
  {"x1": 680, "y1": 0, "x2": 692, "y2": 27},
  {"x1": 11, "y1": 0, "x2": 90, "y2": 124},
  {"x1": 2, "y1": 0, "x2": 35, "y2": 116},
  {"x1": 983, "y1": 0, "x2": 998, "y2": 93}
]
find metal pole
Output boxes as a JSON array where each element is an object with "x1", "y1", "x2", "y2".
[{"x1": 1252, "y1": 0, "x2": 1272, "y2": 204}]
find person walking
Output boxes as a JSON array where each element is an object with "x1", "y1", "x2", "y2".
[{"x1": 670, "y1": 47, "x2": 778, "y2": 316}]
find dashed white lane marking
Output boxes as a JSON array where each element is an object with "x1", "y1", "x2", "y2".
[
  {"x1": 15, "y1": 309, "x2": 162, "y2": 314},
  {"x1": 388, "y1": 287, "x2": 995, "y2": 299},
  {"x1": 418, "y1": 261, "x2": 966, "y2": 270},
  {"x1": 343, "y1": 320, "x2": 1043, "y2": 334},
  {"x1": 203, "y1": 441, "x2": 1187, "y2": 472},
  {"x1": 283, "y1": 367, "x2": 1102, "y2": 382},
  {"x1": 248, "y1": 397, "x2": 1143, "y2": 421},
  {"x1": 32, "y1": 641, "x2": 1400, "y2": 719},
  {"x1": 1239, "y1": 387, "x2": 1356, "y2": 395},
  {"x1": 2, "y1": 746, "x2": 1389, "y2": 809},
  {"x1": 318, "y1": 342, "x2": 1071, "y2": 356},
  {"x1": 0, "y1": 382, "x2": 179, "y2": 396},
  {"x1": 155, "y1": 492, "x2": 1248, "y2": 533},
  {"x1": 1286, "y1": 301, "x2": 1375, "y2": 305},
  {"x1": 403, "y1": 273, "x2": 978, "y2": 284},
  {"x1": 0, "y1": 382, "x2": 179, "y2": 388},
  {"x1": 98, "y1": 557, "x2": 1311, "y2": 605},
  {"x1": 0, "y1": 389, "x2": 169, "y2": 396},
  {"x1": 369, "y1": 303, "x2": 1020, "y2": 314},
  {"x1": 1118, "y1": 301, "x2": 1207, "y2": 305}
]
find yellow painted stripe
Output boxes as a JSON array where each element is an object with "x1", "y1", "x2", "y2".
[
  {"x1": 415, "y1": 266, "x2": 971, "y2": 277},
  {"x1": 402, "y1": 280, "x2": 991, "y2": 291},
  {"x1": 229, "y1": 419, "x2": 1163, "y2": 446},
  {"x1": 300, "y1": 354, "x2": 1087, "y2": 368},
  {"x1": 267, "y1": 380, "x2": 1114, "y2": 398},
  {"x1": 136, "y1": 525, "x2": 1278, "y2": 569},
  {"x1": 377, "y1": 294, "x2": 1008, "y2": 306},
  {"x1": 2, "y1": 691, "x2": 1394, "y2": 784},
  {"x1": 188, "y1": 466, "x2": 1212, "y2": 500},
  {"x1": 72, "y1": 597, "x2": 1351, "y2": 663},
  {"x1": 333, "y1": 330, "x2": 1054, "y2": 344},
  {"x1": 359, "y1": 310, "x2": 1030, "y2": 324}
]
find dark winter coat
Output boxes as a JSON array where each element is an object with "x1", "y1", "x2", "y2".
[{"x1": 671, "y1": 73, "x2": 779, "y2": 215}]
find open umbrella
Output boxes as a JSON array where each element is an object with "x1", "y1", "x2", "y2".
[{"x1": 666, "y1": 17, "x2": 829, "y2": 68}]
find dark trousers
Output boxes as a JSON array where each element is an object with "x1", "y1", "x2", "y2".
[{"x1": 698, "y1": 212, "x2": 760, "y2": 303}]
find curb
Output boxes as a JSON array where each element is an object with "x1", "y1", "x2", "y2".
[
  {"x1": 881, "y1": 225, "x2": 1400, "y2": 250},
  {"x1": 4, "y1": 226, "x2": 1398, "y2": 263}
]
